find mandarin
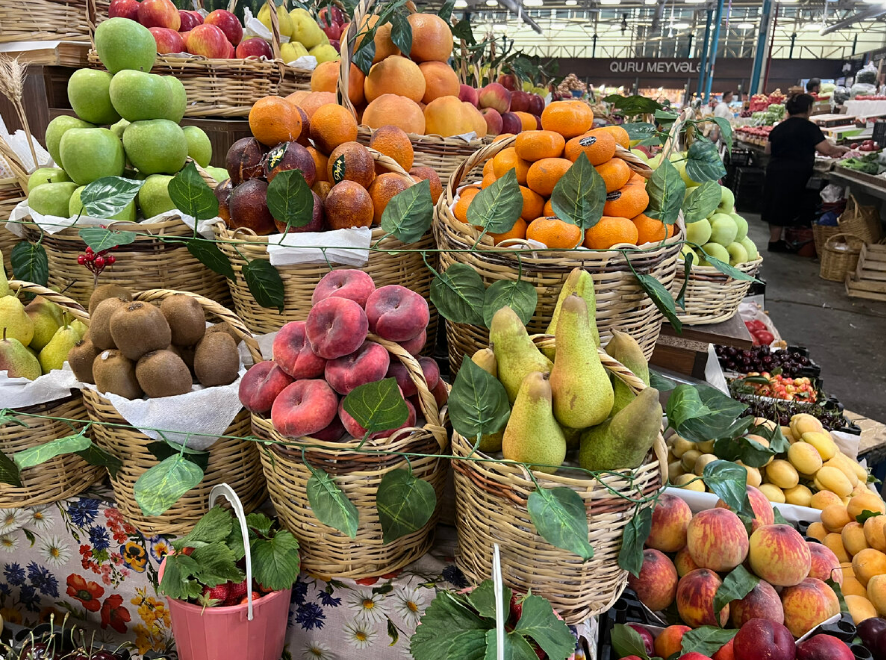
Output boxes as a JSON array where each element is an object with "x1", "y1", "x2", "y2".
[
  {"x1": 596, "y1": 158, "x2": 631, "y2": 193},
  {"x1": 541, "y1": 101, "x2": 594, "y2": 138},
  {"x1": 492, "y1": 148, "x2": 530, "y2": 185},
  {"x1": 249, "y1": 96, "x2": 303, "y2": 146},
  {"x1": 453, "y1": 187, "x2": 480, "y2": 223},
  {"x1": 515, "y1": 130, "x2": 566, "y2": 161},
  {"x1": 604, "y1": 184, "x2": 649, "y2": 218},
  {"x1": 526, "y1": 217, "x2": 583, "y2": 248},
  {"x1": 598, "y1": 125, "x2": 631, "y2": 149},
  {"x1": 565, "y1": 130, "x2": 617, "y2": 165},
  {"x1": 633, "y1": 213, "x2": 674, "y2": 244},
  {"x1": 489, "y1": 217, "x2": 528, "y2": 245},
  {"x1": 583, "y1": 215, "x2": 639, "y2": 249},
  {"x1": 526, "y1": 157, "x2": 572, "y2": 197},
  {"x1": 519, "y1": 186, "x2": 545, "y2": 221},
  {"x1": 481, "y1": 172, "x2": 497, "y2": 189}
]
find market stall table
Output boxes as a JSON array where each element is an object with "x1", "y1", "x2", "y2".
[
  {"x1": 651, "y1": 311, "x2": 753, "y2": 379},
  {"x1": 827, "y1": 167, "x2": 886, "y2": 202}
]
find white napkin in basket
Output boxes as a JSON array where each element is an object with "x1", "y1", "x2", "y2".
[
  {"x1": 0, "y1": 364, "x2": 80, "y2": 410},
  {"x1": 266, "y1": 227, "x2": 372, "y2": 266}
]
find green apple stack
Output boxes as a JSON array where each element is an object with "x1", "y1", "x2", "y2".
[
  {"x1": 683, "y1": 184, "x2": 759, "y2": 267},
  {"x1": 32, "y1": 17, "x2": 217, "y2": 220}
]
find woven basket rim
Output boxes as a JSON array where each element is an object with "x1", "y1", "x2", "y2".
[
  {"x1": 18, "y1": 215, "x2": 192, "y2": 241},
  {"x1": 675, "y1": 255, "x2": 764, "y2": 278},
  {"x1": 8, "y1": 279, "x2": 89, "y2": 324}
]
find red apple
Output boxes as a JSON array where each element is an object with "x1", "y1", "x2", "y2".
[
  {"x1": 510, "y1": 90, "x2": 530, "y2": 112},
  {"x1": 500, "y1": 112, "x2": 522, "y2": 135},
  {"x1": 137, "y1": 0, "x2": 180, "y2": 30},
  {"x1": 109, "y1": 0, "x2": 140, "y2": 21},
  {"x1": 187, "y1": 23, "x2": 229, "y2": 58},
  {"x1": 321, "y1": 22, "x2": 343, "y2": 41},
  {"x1": 224, "y1": 40, "x2": 235, "y2": 58},
  {"x1": 481, "y1": 108, "x2": 502, "y2": 136},
  {"x1": 527, "y1": 94, "x2": 545, "y2": 115},
  {"x1": 180, "y1": 30, "x2": 191, "y2": 49},
  {"x1": 149, "y1": 27, "x2": 184, "y2": 54},
  {"x1": 459, "y1": 84, "x2": 479, "y2": 107},
  {"x1": 318, "y1": 5, "x2": 345, "y2": 28},
  {"x1": 205, "y1": 9, "x2": 243, "y2": 46},
  {"x1": 235, "y1": 37, "x2": 273, "y2": 60},
  {"x1": 178, "y1": 10, "x2": 202, "y2": 31},
  {"x1": 498, "y1": 73, "x2": 518, "y2": 91}
]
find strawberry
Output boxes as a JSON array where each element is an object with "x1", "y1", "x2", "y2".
[
  {"x1": 224, "y1": 580, "x2": 248, "y2": 606},
  {"x1": 180, "y1": 547, "x2": 194, "y2": 556},
  {"x1": 197, "y1": 583, "x2": 230, "y2": 608},
  {"x1": 508, "y1": 593, "x2": 523, "y2": 625},
  {"x1": 240, "y1": 592, "x2": 262, "y2": 605}
]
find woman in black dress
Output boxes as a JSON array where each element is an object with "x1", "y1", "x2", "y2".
[{"x1": 761, "y1": 94, "x2": 847, "y2": 251}]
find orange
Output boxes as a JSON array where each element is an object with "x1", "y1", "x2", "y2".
[
  {"x1": 526, "y1": 217, "x2": 582, "y2": 248},
  {"x1": 407, "y1": 13, "x2": 454, "y2": 62},
  {"x1": 364, "y1": 55, "x2": 426, "y2": 104},
  {"x1": 603, "y1": 184, "x2": 649, "y2": 218},
  {"x1": 289, "y1": 91, "x2": 336, "y2": 119},
  {"x1": 596, "y1": 158, "x2": 631, "y2": 193},
  {"x1": 515, "y1": 130, "x2": 566, "y2": 161},
  {"x1": 493, "y1": 134, "x2": 515, "y2": 143},
  {"x1": 633, "y1": 213, "x2": 674, "y2": 245},
  {"x1": 526, "y1": 157, "x2": 573, "y2": 197},
  {"x1": 519, "y1": 186, "x2": 544, "y2": 221},
  {"x1": 369, "y1": 125, "x2": 414, "y2": 173},
  {"x1": 326, "y1": 142, "x2": 376, "y2": 188},
  {"x1": 425, "y1": 97, "x2": 476, "y2": 137},
  {"x1": 543, "y1": 199, "x2": 555, "y2": 217},
  {"x1": 368, "y1": 172, "x2": 411, "y2": 224},
  {"x1": 312, "y1": 61, "x2": 365, "y2": 106},
  {"x1": 453, "y1": 187, "x2": 480, "y2": 223},
  {"x1": 625, "y1": 172, "x2": 646, "y2": 187},
  {"x1": 489, "y1": 217, "x2": 528, "y2": 245},
  {"x1": 410, "y1": 166, "x2": 442, "y2": 203},
  {"x1": 492, "y1": 148, "x2": 530, "y2": 185},
  {"x1": 565, "y1": 130, "x2": 617, "y2": 165},
  {"x1": 325, "y1": 180, "x2": 374, "y2": 230},
  {"x1": 481, "y1": 172, "x2": 497, "y2": 189},
  {"x1": 598, "y1": 125, "x2": 630, "y2": 149},
  {"x1": 483, "y1": 159, "x2": 495, "y2": 177},
  {"x1": 514, "y1": 112, "x2": 539, "y2": 132},
  {"x1": 583, "y1": 215, "x2": 639, "y2": 249},
  {"x1": 541, "y1": 101, "x2": 594, "y2": 139},
  {"x1": 310, "y1": 104, "x2": 359, "y2": 154},
  {"x1": 249, "y1": 96, "x2": 303, "y2": 146},
  {"x1": 285, "y1": 90, "x2": 310, "y2": 107},
  {"x1": 307, "y1": 146, "x2": 329, "y2": 182},
  {"x1": 363, "y1": 95, "x2": 426, "y2": 135},
  {"x1": 354, "y1": 15, "x2": 400, "y2": 64},
  {"x1": 419, "y1": 61, "x2": 460, "y2": 104}
]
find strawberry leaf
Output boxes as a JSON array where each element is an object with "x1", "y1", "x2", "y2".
[{"x1": 250, "y1": 530, "x2": 300, "y2": 590}]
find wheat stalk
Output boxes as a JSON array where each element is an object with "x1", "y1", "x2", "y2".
[{"x1": 0, "y1": 55, "x2": 38, "y2": 171}]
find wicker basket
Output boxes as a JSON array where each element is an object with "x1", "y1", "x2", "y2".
[
  {"x1": 81, "y1": 289, "x2": 266, "y2": 536},
  {"x1": 0, "y1": 0, "x2": 107, "y2": 42},
  {"x1": 452, "y1": 336, "x2": 667, "y2": 624},
  {"x1": 671, "y1": 257, "x2": 763, "y2": 325},
  {"x1": 435, "y1": 136, "x2": 682, "y2": 374},
  {"x1": 252, "y1": 336, "x2": 449, "y2": 579},
  {"x1": 820, "y1": 233, "x2": 864, "y2": 283},
  {"x1": 0, "y1": 178, "x2": 26, "y2": 274},
  {"x1": 812, "y1": 223, "x2": 841, "y2": 258},
  {"x1": 836, "y1": 195, "x2": 883, "y2": 246},
  {"x1": 0, "y1": 281, "x2": 103, "y2": 508}
]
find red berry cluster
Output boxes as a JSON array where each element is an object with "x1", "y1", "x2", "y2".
[{"x1": 77, "y1": 246, "x2": 117, "y2": 275}]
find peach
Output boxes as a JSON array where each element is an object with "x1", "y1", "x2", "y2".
[
  {"x1": 749, "y1": 524, "x2": 812, "y2": 587},
  {"x1": 808, "y1": 541, "x2": 843, "y2": 584},
  {"x1": 238, "y1": 362, "x2": 293, "y2": 414},
  {"x1": 236, "y1": 37, "x2": 273, "y2": 60},
  {"x1": 271, "y1": 379, "x2": 338, "y2": 438},
  {"x1": 679, "y1": 654, "x2": 712, "y2": 660},
  {"x1": 226, "y1": 137, "x2": 267, "y2": 185},
  {"x1": 138, "y1": 0, "x2": 180, "y2": 29},
  {"x1": 150, "y1": 27, "x2": 184, "y2": 54},
  {"x1": 481, "y1": 108, "x2": 503, "y2": 136},
  {"x1": 627, "y1": 548, "x2": 678, "y2": 612},
  {"x1": 179, "y1": 10, "x2": 203, "y2": 31},
  {"x1": 264, "y1": 141, "x2": 316, "y2": 186},
  {"x1": 842, "y1": 521, "x2": 870, "y2": 556},
  {"x1": 676, "y1": 568, "x2": 728, "y2": 628},
  {"x1": 712, "y1": 639, "x2": 734, "y2": 660},
  {"x1": 478, "y1": 82, "x2": 511, "y2": 114},
  {"x1": 675, "y1": 547, "x2": 700, "y2": 577},
  {"x1": 459, "y1": 84, "x2": 479, "y2": 107},
  {"x1": 732, "y1": 618, "x2": 795, "y2": 660},
  {"x1": 845, "y1": 594, "x2": 878, "y2": 624},
  {"x1": 686, "y1": 508, "x2": 749, "y2": 572},
  {"x1": 654, "y1": 625, "x2": 691, "y2": 659},
  {"x1": 865, "y1": 514, "x2": 886, "y2": 551},
  {"x1": 204, "y1": 9, "x2": 242, "y2": 46},
  {"x1": 796, "y1": 634, "x2": 854, "y2": 660},
  {"x1": 310, "y1": 413, "x2": 346, "y2": 442},
  {"x1": 324, "y1": 341, "x2": 390, "y2": 395},
  {"x1": 400, "y1": 329, "x2": 426, "y2": 356},
  {"x1": 716, "y1": 486, "x2": 774, "y2": 529},
  {"x1": 312, "y1": 270, "x2": 376, "y2": 308},
  {"x1": 305, "y1": 297, "x2": 369, "y2": 360},
  {"x1": 339, "y1": 397, "x2": 415, "y2": 440},
  {"x1": 730, "y1": 580, "x2": 785, "y2": 627},
  {"x1": 272, "y1": 321, "x2": 326, "y2": 379},
  {"x1": 109, "y1": 0, "x2": 140, "y2": 20},
  {"x1": 853, "y1": 548, "x2": 886, "y2": 586},
  {"x1": 186, "y1": 23, "x2": 229, "y2": 59},
  {"x1": 647, "y1": 492, "x2": 693, "y2": 553},
  {"x1": 781, "y1": 578, "x2": 840, "y2": 638},
  {"x1": 364, "y1": 285, "x2": 429, "y2": 342}
]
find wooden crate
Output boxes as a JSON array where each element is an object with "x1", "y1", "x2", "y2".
[{"x1": 846, "y1": 242, "x2": 886, "y2": 301}]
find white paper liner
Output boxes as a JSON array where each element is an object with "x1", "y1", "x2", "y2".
[
  {"x1": 1, "y1": 364, "x2": 81, "y2": 409},
  {"x1": 265, "y1": 226, "x2": 372, "y2": 266}
]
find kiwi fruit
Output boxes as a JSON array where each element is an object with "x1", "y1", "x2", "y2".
[
  {"x1": 90, "y1": 297, "x2": 129, "y2": 350},
  {"x1": 160, "y1": 294, "x2": 206, "y2": 347},
  {"x1": 109, "y1": 302, "x2": 172, "y2": 361},
  {"x1": 136, "y1": 350, "x2": 193, "y2": 398},
  {"x1": 167, "y1": 344, "x2": 195, "y2": 372},
  {"x1": 68, "y1": 338, "x2": 99, "y2": 384},
  {"x1": 206, "y1": 323, "x2": 239, "y2": 343},
  {"x1": 88, "y1": 284, "x2": 132, "y2": 315},
  {"x1": 194, "y1": 332, "x2": 240, "y2": 387},
  {"x1": 93, "y1": 349, "x2": 143, "y2": 399}
]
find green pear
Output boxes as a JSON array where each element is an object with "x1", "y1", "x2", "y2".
[
  {"x1": 0, "y1": 251, "x2": 8, "y2": 297},
  {"x1": 490, "y1": 306, "x2": 553, "y2": 404},
  {"x1": 579, "y1": 387, "x2": 662, "y2": 471},
  {"x1": 182, "y1": 126, "x2": 212, "y2": 168},
  {"x1": 471, "y1": 348, "x2": 503, "y2": 452},
  {"x1": 544, "y1": 268, "x2": 600, "y2": 360},
  {"x1": 28, "y1": 182, "x2": 79, "y2": 217},
  {"x1": 502, "y1": 371, "x2": 566, "y2": 474},
  {"x1": 562, "y1": 424, "x2": 582, "y2": 450},
  {"x1": 605, "y1": 331, "x2": 649, "y2": 415},
  {"x1": 44, "y1": 116, "x2": 95, "y2": 167},
  {"x1": 25, "y1": 296, "x2": 64, "y2": 351},
  {"x1": 38, "y1": 324, "x2": 80, "y2": 374},
  {"x1": 0, "y1": 295, "x2": 35, "y2": 345},
  {"x1": 27, "y1": 167, "x2": 71, "y2": 192},
  {"x1": 70, "y1": 319, "x2": 89, "y2": 341},
  {"x1": 550, "y1": 294, "x2": 613, "y2": 429},
  {"x1": 0, "y1": 330, "x2": 41, "y2": 380}
]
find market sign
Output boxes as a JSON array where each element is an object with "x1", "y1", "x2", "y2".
[{"x1": 609, "y1": 59, "x2": 702, "y2": 75}]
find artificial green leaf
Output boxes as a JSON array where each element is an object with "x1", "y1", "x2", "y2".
[
  {"x1": 173, "y1": 505, "x2": 234, "y2": 551},
  {"x1": 466, "y1": 579, "x2": 511, "y2": 620},
  {"x1": 514, "y1": 594, "x2": 576, "y2": 659},
  {"x1": 826, "y1": 577, "x2": 850, "y2": 614},
  {"x1": 676, "y1": 251, "x2": 693, "y2": 310},
  {"x1": 773, "y1": 507, "x2": 788, "y2": 525},
  {"x1": 0, "y1": 451, "x2": 22, "y2": 487},
  {"x1": 307, "y1": 468, "x2": 359, "y2": 538},
  {"x1": 342, "y1": 377, "x2": 409, "y2": 436},
  {"x1": 79, "y1": 176, "x2": 143, "y2": 219},
  {"x1": 14, "y1": 432, "x2": 92, "y2": 469},
  {"x1": 168, "y1": 161, "x2": 219, "y2": 221},
  {"x1": 250, "y1": 530, "x2": 300, "y2": 590},
  {"x1": 654, "y1": 109, "x2": 679, "y2": 125},
  {"x1": 243, "y1": 259, "x2": 285, "y2": 312},
  {"x1": 754, "y1": 422, "x2": 791, "y2": 454},
  {"x1": 438, "y1": 0, "x2": 455, "y2": 22},
  {"x1": 633, "y1": 269, "x2": 682, "y2": 333},
  {"x1": 482, "y1": 280, "x2": 537, "y2": 327},
  {"x1": 191, "y1": 542, "x2": 243, "y2": 587},
  {"x1": 266, "y1": 168, "x2": 314, "y2": 230},
  {"x1": 859, "y1": 510, "x2": 883, "y2": 524},
  {"x1": 685, "y1": 138, "x2": 727, "y2": 183},
  {"x1": 528, "y1": 487, "x2": 594, "y2": 561},
  {"x1": 448, "y1": 355, "x2": 510, "y2": 442},
  {"x1": 610, "y1": 624, "x2": 650, "y2": 660},
  {"x1": 0, "y1": 410, "x2": 26, "y2": 427},
  {"x1": 649, "y1": 369, "x2": 677, "y2": 392},
  {"x1": 410, "y1": 591, "x2": 491, "y2": 660},
  {"x1": 698, "y1": 249, "x2": 760, "y2": 283},
  {"x1": 603, "y1": 95, "x2": 662, "y2": 118},
  {"x1": 622, "y1": 122, "x2": 657, "y2": 140},
  {"x1": 389, "y1": 13, "x2": 413, "y2": 61},
  {"x1": 713, "y1": 432, "x2": 774, "y2": 469},
  {"x1": 703, "y1": 460, "x2": 752, "y2": 518},
  {"x1": 158, "y1": 553, "x2": 202, "y2": 600},
  {"x1": 683, "y1": 180, "x2": 722, "y2": 223},
  {"x1": 466, "y1": 169, "x2": 523, "y2": 235},
  {"x1": 430, "y1": 264, "x2": 486, "y2": 326},
  {"x1": 11, "y1": 241, "x2": 48, "y2": 286},
  {"x1": 666, "y1": 384, "x2": 712, "y2": 431},
  {"x1": 677, "y1": 385, "x2": 749, "y2": 444},
  {"x1": 380, "y1": 179, "x2": 433, "y2": 244},
  {"x1": 711, "y1": 117, "x2": 733, "y2": 151},
  {"x1": 186, "y1": 237, "x2": 234, "y2": 280},
  {"x1": 484, "y1": 629, "x2": 537, "y2": 660},
  {"x1": 78, "y1": 227, "x2": 137, "y2": 254},
  {"x1": 246, "y1": 512, "x2": 275, "y2": 537},
  {"x1": 713, "y1": 565, "x2": 759, "y2": 621},
  {"x1": 133, "y1": 454, "x2": 204, "y2": 517},
  {"x1": 680, "y1": 626, "x2": 738, "y2": 657},
  {"x1": 618, "y1": 506, "x2": 652, "y2": 576},
  {"x1": 644, "y1": 159, "x2": 686, "y2": 226},
  {"x1": 377, "y1": 468, "x2": 436, "y2": 543},
  {"x1": 147, "y1": 440, "x2": 210, "y2": 472},
  {"x1": 550, "y1": 153, "x2": 606, "y2": 231},
  {"x1": 451, "y1": 18, "x2": 475, "y2": 45},
  {"x1": 76, "y1": 443, "x2": 123, "y2": 480}
]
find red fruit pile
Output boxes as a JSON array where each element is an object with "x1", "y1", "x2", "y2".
[
  {"x1": 745, "y1": 319, "x2": 775, "y2": 347},
  {"x1": 198, "y1": 577, "x2": 273, "y2": 608}
]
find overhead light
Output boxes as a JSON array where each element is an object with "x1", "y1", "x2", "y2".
[
  {"x1": 486, "y1": 0, "x2": 497, "y2": 6},
  {"x1": 600, "y1": 0, "x2": 620, "y2": 5},
  {"x1": 455, "y1": 0, "x2": 468, "y2": 6},
  {"x1": 736, "y1": 21, "x2": 754, "y2": 28},
  {"x1": 524, "y1": 0, "x2": 544, "y2": 6},
  {"x1": 493, "y1": 22, "x2": 509, "y2": 29},
  {"x1": 644, "y1": 0, "x2": 657, "y2": 4},
  {"x1": 684, "y1": 0, "x2": 706, "y2": 4},
  {"x1": 551, "y1": 21, "x2": 566, "y2": 27},
  {"x1": 803, "y1": 22, "x2": 824, "y2": 30},
  {"x1": 673, "y1": 21, "x2": 690, "y2": 28},
  {"x1": 565, "y1": 0, "x2": 577, "y2": 5}
]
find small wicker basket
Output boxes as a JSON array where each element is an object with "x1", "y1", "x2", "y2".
[
  {"x1": 672, "y1": 257, "x2": 763, "y2": 325},
  {"x1": 0, "y1": 0, "x2": 108, "y2": 42},
  {"x1": 820, "y1": 233, "x2": 863, "y2": 283}
]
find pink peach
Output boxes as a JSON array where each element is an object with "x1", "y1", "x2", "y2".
[
  {"x1": 270, "y1": 379, "x2": 338, "y2": 438},
  {"x1": 730, "y1": 580, "x2": 785, "y2": 627},
  {"x1": 305, "y1": 297, "x2": 369, "y2": 360},
  {"x1": 400, "y1": 329, "x2": 426, "y2": 355},
  {"x1": 781, "y1": 578, "x2": 840, "y2": 638},
  {"x1": 648, "y1": 492, "x2": 693, "y2": 553},
  {"x1": 310, "y1": 414, "x2": 346, "y2": 442},
  {"x1": 676, "y1": 568, "x2": 729, "y2": 628},
  {"x1": 272, "y1": 321, "x2": 326, "y2": 379},
  {"x1": 808, "y1": 541, "x2": 843, "y2": 585},
  {"x1": 364, "y1": 285, "x2": 429, "y2": 342},
  {"x1": 311, "y1": 269, "x2": 376, "y2": 308},
  {"x1": 732, "y1": 618, "x2": 794, "y2": 660},
  {"x1": 686, "y1": 508, "x2": 749, "y2": 572},
  {"x1": 627, "y1": 548, "x2": 678, "y2": 612},
  {"x1": 238, "y1": 361, "x2": 293, "y2": 413},
  {"x1": 339, "y1": 397, "x2": 415, "y2": 440},
  {"x1": 324, "y1": 341, "x2": 390, "y2": 395},
  {"x1": 749, "y1": 524, "x2": 812, "y2": 587}
]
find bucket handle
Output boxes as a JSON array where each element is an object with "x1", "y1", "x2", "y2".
[{"x1": 209, "y1": 484, "x2": 255, "y2": 621}]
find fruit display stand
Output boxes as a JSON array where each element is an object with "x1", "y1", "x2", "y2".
[
  {"x1": 670, "y1": 256, "x2": 763, "y2": 325},
  {"x1": 0, "y1": 0, "x2": 109, "y2": 43}
]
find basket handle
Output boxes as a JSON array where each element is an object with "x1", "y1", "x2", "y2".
[
  {"x1": 444, "y1": 135, "x2": 517, "y2": 205},
  {"x1": 824, "y1": 232, "x2": 865, "y2": 249},
  {"x1": 208, "y1": 484, "x2": 256, "y2": 620},
  {"x1": 614, "y1": 145, "x2": 653, "y2": 179},
  {"x1": 265, "y1": 0, "x2": 284, "y2": 64},
  {"x1": 9, "y1": 280, "x2": 90, "y2": 325}
]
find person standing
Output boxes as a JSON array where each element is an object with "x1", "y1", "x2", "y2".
[
  {"x1": 714, "y1": 91, "x2": 734, "y2": 119},
  {"x1": 806, "y1": 78, "x2": 821, "y2": 95}
]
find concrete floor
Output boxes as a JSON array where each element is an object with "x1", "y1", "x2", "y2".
[{"x1": 745, "y1": 215, "x2": 886, "y2": 422}]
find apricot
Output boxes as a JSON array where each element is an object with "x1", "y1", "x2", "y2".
[
  {"x1": 821, "y1": 504, "x2": 852, "y2": 533},
  {"x1": 647, "y1": 492, "x2": 692, "y2": 553},
  {"x1": 784, "y1": 485, "x2": 813, "y2": 507},
  {"x1": 781, "y1": 578, "x2": 840, "y2": 638},
  {"x1": 842, "y1": 574, "x2": 868, "y2": 598},
  {"x1": 849, "y1": 492, "x2": 886, "y2": 522},
  {"x1": 759, "y1": 484, "x2": 785, "y2": 504},
  {"x1": 867, "y1": 574, "x2": 886, "y2": 616},
  {"x1": 749, "y1": 524, "x2": 812, "y2": 587},
  {"x1": 810, "y1": 490, "x2": 843, "y2": 511},
  {"x1": 816, "y1": 466, "x2": 853, "y2": 498},
  {"x1": 806, "y1": 521, "x2": 828, "y2": 542},
  {"x1": 654, "y1": 625, "x2": 691, "y2": 659},
  {"x1": 803, "y1": 432, "x2": 838, "y2": 461},
  {"x1": 627, "y1": 549, "x2": 678, "y2": 612},
  {"x1": 853, "y1": 548, "x2": 886, "y2": 586},
  {"x1": 686, "y1": 508, "x2": 749, "y2": 572},
  {"x1": 767, "y1": 459, "x2": 800, "y2": 489},
  {"x1": 676, "y1": 568, "x2": 729, "y2": 628},
  {"x1": 824, "y1": 533, "x2": 851, "y2": 563},
  {"x1": 865, "y1": 514, "x2": 886, "y2": 551},
  {"x1": 843, "y1": 521, "x2": 870, "y2": 557},
  {"x1": 846, "y1": 594, "x2": 878, "y2": 624},
  {"x1": 791, "y1": 413, "x2": 824, "y2": 438},
  {"x1": 788, "y1": 441, "x2": 823, "y2": 475}
]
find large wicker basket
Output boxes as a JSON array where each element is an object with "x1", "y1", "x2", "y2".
[
  {"x1": 252, "y1": 337, "x2": 449, "y2": 579},
  {"x1": 452, "y1": 336, "x2": 667, "y2": 624},
  {"x1": 435, "y1": 136, "x2": 683, "y2": 374},
  {"x1": 0, "y1": 281, "x2": 104, "y2": 508},
  {"x1": 0, "y1": 0, "x2": 108, "y2": 42},
  {"x1": 0, "y1": 178, "x2": 26, "y2": 274},
  {"x1": 81, "y1": 289, "x2": 266, "y2": 536},
  {"x1": 820, "y1": 233, "x2": 864, "y2": 283},
  {"x1": 671, "y1": 256, "x2": 763, "y2": 325}
]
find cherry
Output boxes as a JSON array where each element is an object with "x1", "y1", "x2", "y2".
[
  {"x1": 94, "y1": 256, "x2": 105, "y2": 269},
  {"x1": 90, "y1": 651, "x2": 119, "y2": 660},
  {"x1": 77, "y1": 255, "x2": 86, "y2": 265},
  {"x1": 107, "y1": 255, "x2": 116, "y2": 265}
]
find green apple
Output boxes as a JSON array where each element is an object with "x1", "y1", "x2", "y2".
[
  {"x1": 685, "y1": 218, "x2": 712, "y2": 246},
  {"x1": 67, "y1": 69, "x2": 121, "y2": 126},
  {"x1": 740, "y1": 236, "x2": 759, "y2": 261},
  {"x1": 182, "y1": 126, "x2": 212, "y2": 168},
  {"x1": 647, "y1": 154, "x2": 663, "y2": 170},
  {"x1": 110, "y1": 118, "x2": 130, "y2": 139},
  {"x1": 726, "y1": 242, "x2": 749, "y2": 266},
  {"x1": 164, "y1": 77, "x2": 187, "y2": 124},
  {"x1": 206, "y1": 167, "x2": 230, "y2": 183},
  {"x1": 709, "y1": 213, "x2": 738, "y2": 246},
  {"x1": 69, "y1": 185, "x2": 136, "y2": 222},
  {"x1": 730, "y1": 213, "x2": 748, "y2": 242},
  {"x1": 629, "y1": 148, "x2": 649, "y2": 163},
  {"x1": 27, "y1": 168, "x2": 70, "y2": 192},
  {"x1": 59, "y1": 128, "x2": 125, "y2": 185},
  {"x1": 109, "y1": 71, "x2": 171, "y2": 122},
  {"x1": 680, "y1": 244, "x2": 698, "y2": 264},
  {"x1": 700, "y1": 242, "x2": 730, "y2": 266},
  {"x1": 123, "y1": 120, "x2": 187, "y2": 175},
  {"x1": 138, "y1": 175, "x2": 175, "y2": 218},
  {"x1": 718, "y1": 185, "x2": 735, "y2": 213},
  {"x1": 94, "y1": 17, "x2": 157, "y2": 74},
  {"x1": 44, "y1": 116, "x2": 95, "y2": 167},
  {"x1": 669, "y1": 152, "x2": 700, "y2": 187},
  {"x1": 28, "y1": 182, "x2": 78, "y2": 217}
]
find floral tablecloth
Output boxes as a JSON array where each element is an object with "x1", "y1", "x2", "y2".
[{"x1": 0, "y1": 489, "x2": 594, "y2": 660}]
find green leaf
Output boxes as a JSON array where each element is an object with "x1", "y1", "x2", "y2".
[
  {"x1": 484, "y1": 629, "x2": 538, "y2": 660},
  {"x1": 438, "y1": 0, "x2": 455, "y2": 22},
  {"x1": 467, "y1": 579, "x2": 511, "y2": 619},
  {"x1": 654, "y1": 109, "x2": 678, "y2": 125},
  {"x1": 858, "y1": 510, "x2": 882, "y2": 524},
  {"x1": 676, "y1": 252, "x2": 693, "y2": 310},
  {"x1": 173, "y1": 505, "x2": 234, "y2": 551},
  {"x1": 14, "y1": 432, "x2": 92, "y2": 469},
  {"x1": 633, "y1": 270, "x2": 681, "y2": 333},
  {"x1": 451, "y1": 18, "x2": 475, "y2": 45},
  {"x1": 681, "y1": 626, "x2": 738, "y2": 657},
  {"x1": 389, "y1": 13, "x2": 412, "y2": 61},
  {"x1": 514, "y1": 594, "x2": 575, "y2": 659},
  {"x1": 618, "y1": 506, "x2": 652, "y2": 576},
  {"x1": 826, "y1": 577, "x2": 850, "y2": 614},
  {"x1": 243, "y1": 259, "x2": 285, "y2": 312},
  {"x1": 482, "y1": 280, "x2": 537, "y2": 328},
  {"x1": 448, "y1": 355, "x2": 510, "y2": 442},
  {"x1": 250, "y1": 531, "x2": 300, "y2": 590},
  {"x1": 191, "y1": 542, "x2": 243, "y2": 587},
  {"x1": 678, "y1": 385, "x2": 749, "y2": 444},
  {"x1": 697, "y1": 248, "x2": 760, "y2": 282},
  {"x1": 649, "y1": 369, "x2": 677, "y2": 392},
  {"x1": 78, "y1": 227, "x2": 137, "y2": 253},
  {"x1": 168, "y1": 161, "x2": 219, "y2": 221},
  {"x1": 133, "y1": 454, "x2": 204, "y2": 517},
  {"x1": 713, "y1": 433, "x2": 775, "y2": 469},
  {"x1": 685, "y1": 138, "x2": 727, "y2": 183},
  {"x1": 754, "y1": 423, "x2": 791, "y2": 454},
  {"x1": 411, "y1": 591, "x2": 490, "y2": 660},
  {"x1": 352, "y1": 37, "x2": 376, "y2": 76},
  {"x1": 773, "y1": 507, "x2": 788, "y2": 525},
  {"x1": 11, "y1": 241, "x2": 48, "y2": 286},
  {"x1": 79, "y1": 176, "x2": 143, "y2": 219},
  {"x1": 186, "y1": 237, "x2": 235, "y2": 280},
  {"x1": 550, "y1": 153, "x2": 606, "y2": 231},
  {"x1": 380, "y1": 179, "x2": 433, "y2": 244},
  {"x1": 147, "y1": 440, "x2": 209, "y2": 472},
  {"x1": 266, "y1": 168, "x2": 314, "y2": 230},
  {"x1": 622, "y1": 122, "x2": 657, "y2": 140},
  {"x1": 528, "y1": 487, "x2": 594, "y2": 561},
  {"x1": 387, "y1": 617, "x2": 400, "y2": 646},
  {"x1": 0, "y1": 410, "x2": 26, "y2": 427},
  {"x1": 246, "y1": 512, "x2": 275, "y2": 537},
  {"x1": 610, "y1": 624, "x2": 650, "y2": 660},
  {"x1": 466, "y1": 169, "x2": 523, "y2": 235},
  {"x1": 377, "y1": 468, "x2": 436, "y2": 544},
  {"x1": 666, "y1": 384, "x2": 712, "y2": 430},
  {"x1": 158, "y1": 553, "x2": 202, "y2": 600},
  {"x1": 683, "y1": 180, "x2": 722, "y2": 224},
  {"x1": 76, "y1": 443, "x2": 122, "y2": 480},
  {"x1": 703, "y1": 460, "x2": 752, "y2": 518},
  {"x1": 603, "y1": 94, "x2": 662, "y2": 118},
  {"x1": 713, "y1": 565, "x2": 759, "y2": 621},
  {"x1": 711, "y1": 117, "x2": 733, "y2": 151},
  {"x1": 0, "y1": 451, "x2": 22, "y2": 487},
  {"x1": 342, "y1": 377, "x2": 409, "y2": 436},
  {"x1": 306, "y1": 468, "x2": 359, "y2": 538},
  {"x1": 430, "y1": 263, "x2": 486, "y2": 326},
  {"x1": 645, "y1": 159, "x2": 686, "y2": 226}
]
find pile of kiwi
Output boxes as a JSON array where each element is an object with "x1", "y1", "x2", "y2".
[{"x1": 68, "y1": 285, "x2": 241, "y2": 399}]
